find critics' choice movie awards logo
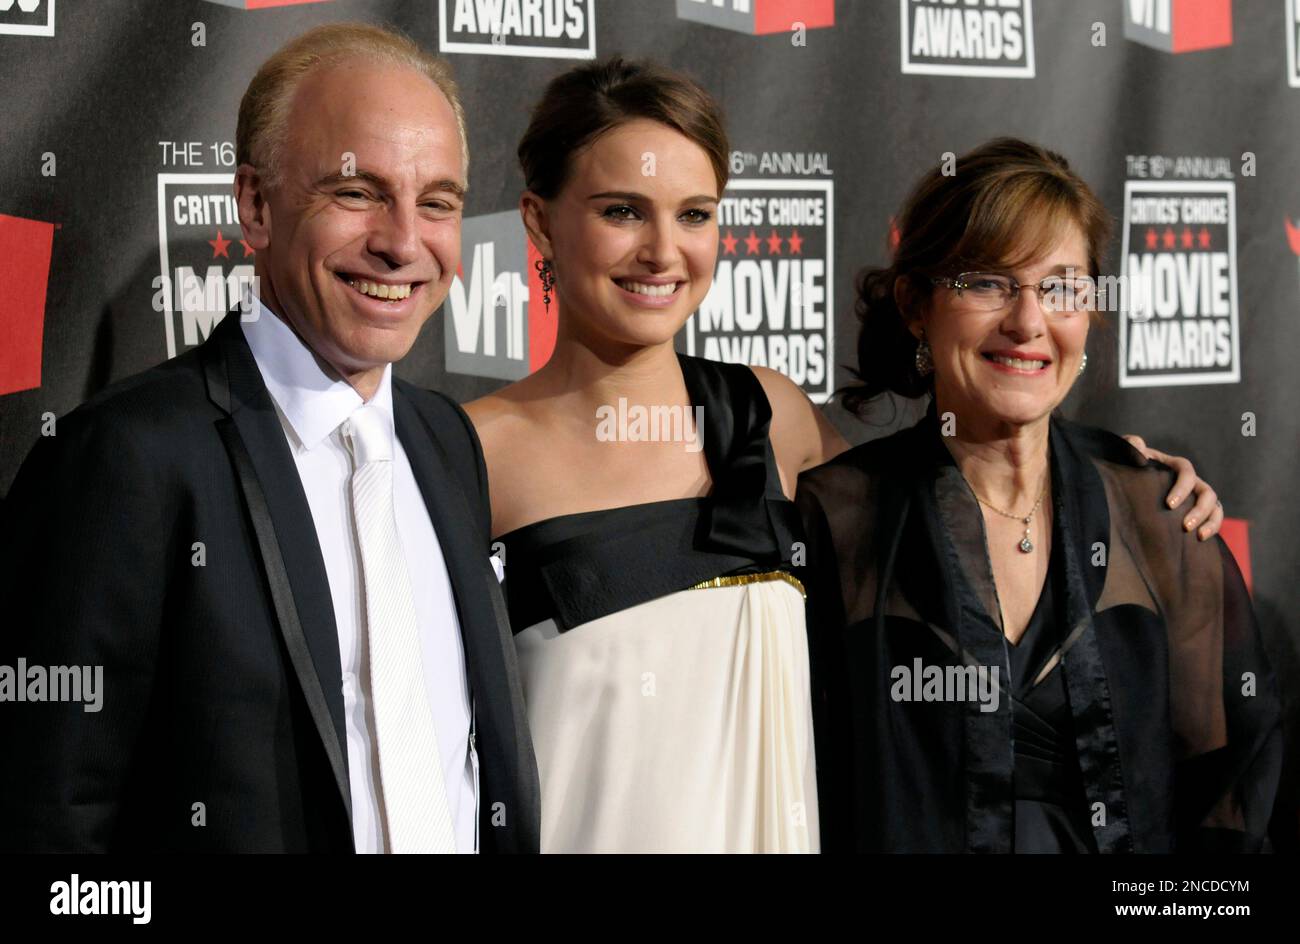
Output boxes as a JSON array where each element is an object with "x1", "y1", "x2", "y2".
[
  {"x1": 900, "y1": 0, "x2": 1034, "y2": 77},
  {"x1": 439, "y1": 0, "x2": 595, "y2": 58},
  {"x1": 674, "y1": 0, "x2": 835, "y2": 34},
  {"x1": 1119, "y1": 161, "x2": 1240, "y2": 387},
  {"x1": 685, "y1": 179, "x2": 833, "y2": 403},
  {"x1": 0, "y1": 0, "x2": 53, "y2": 36},
  {"x1": 1123, "y1": 0, "x2": 1232, "y2": 53},
  {"x1": 443, "y1": 210, "x2": 555, "y2": 381},
  {"x1": 1288, "y1": 0, "x2": 1300, "y2": 86},
  {"x1": 157, "y1": 174, "x2": 256, "y2": 359}
]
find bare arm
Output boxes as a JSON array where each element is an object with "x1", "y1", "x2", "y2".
[{"x1": 751, "y1": 366, "x2": 850, "y2": 499}]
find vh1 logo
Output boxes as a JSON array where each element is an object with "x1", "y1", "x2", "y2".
[
  {"x1": 675, "y1": 0, "x2": 834, "y2": 35},
  {"x1": 0, "y1": 213, "x2": 55, "y2": 395},
  {"x1": 443, "y1": 210, "x2": 556, "y2": 381},
  {"x1": 1124, "y1": 0, "x2": 1232, "y2": 53}
]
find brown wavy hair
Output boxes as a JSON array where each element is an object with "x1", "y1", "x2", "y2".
[{"x1": 842, "y1": 137, "x2": 1112, "y2": 416}]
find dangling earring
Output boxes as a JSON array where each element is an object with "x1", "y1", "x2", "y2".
[
  {"x1": 1078, "y1": 351, "x2": 1088, "y2": 376},
  {"x1": 535, "y1": 258, "x2": 555, "y2": 313},
  {"x1": 914, "y1": 333, "x2": 934, "y2": 377}
]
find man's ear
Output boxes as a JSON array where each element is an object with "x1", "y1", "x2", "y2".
[
  {"x1": 893, "y1": 275, "x2": 925, "y2": 340},
  {"x1": 235, "y1": 164, "x2": 271, "y2": 252},
  {"x1": 519, "y1": 190, "x2": 553, "y2": 260}
]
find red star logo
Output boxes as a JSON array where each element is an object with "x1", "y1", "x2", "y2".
[
  {"x1": 1180, "y1": 227, "x2": 1194, "y2": 249},
  {"x1": 787, "y1": 229, "x2": 804, "y2": 255},
  {"x1": 1144, "y1": 227, "x2": 1158, "y2": 250},
  {"x1": 1198, "y1": 227, "x2": 1212, "y2": 249},
  {"x1": 720, "y1": 229, "x2": 738, "y2": 255},
  {"x1": 744, "y1": 228, "x2": 761, "y2": 255},
  {"x1": 765, "y1": 229, "x2": 783, "y2": 254},
  {"x1": 240, "y1": 239, "x2": 256, "y2": 257},
  {"x1": 209, "y1": 230, "x2": 231, "y2": 259},
  {"x1": 1162, "y1": 227, "x2": 1176, "y2": 249}
]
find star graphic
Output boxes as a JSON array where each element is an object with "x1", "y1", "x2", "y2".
[
  {"x1": 1144, "y1": 227, "x2": 1158, "y2": 250},
  {"x1": 787, "y1": 229, "x2": 804, "y2": 255},
  {"x1": 209, "y1": 230, "x2": 231, "y2": 259},
  {"x1": 1162, "y1": 227, "x2": 1177, "y2": 249},
  {"x1": 1198, "y1": 227, "x2": 1212, "y2": 249},
  {"x1": 720, "y1": 229, "x2": 738, "y2": 255},
  {"x1": 240, "y1": 239, "x2": 256, "y2": 257},
  {"x1": 765, "y1": 229, "x2": 783, "y2": 254},
  {"x1": 744, "y1": 228, "x2": 761, "y2": 255},
  {"x1": 1180, "y1": 227, "x2": 1194, "y2": 249}
]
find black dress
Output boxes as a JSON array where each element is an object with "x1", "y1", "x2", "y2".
[
  {"x1": 796, "y1": 408, "x2": 1282, "y2": 853},
  {"x1": 1006, "y1": 545, "x2": 1097, "y2": 853}
]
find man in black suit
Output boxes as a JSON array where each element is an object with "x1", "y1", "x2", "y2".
[{"x1": 0, "y1": 23, "x2": 538, "y2": 853}]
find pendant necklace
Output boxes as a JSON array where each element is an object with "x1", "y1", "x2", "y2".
[{"x1": 974, "y1": 475, "x2": 1048, "y2": 553}]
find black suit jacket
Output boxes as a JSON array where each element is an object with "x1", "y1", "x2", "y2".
[{"x1": 0, "y1": 312, "x2": 539, "y2": 852}]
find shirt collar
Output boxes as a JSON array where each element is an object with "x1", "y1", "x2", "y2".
[{"x1": 239, "y1": 294, "x2": 394, "y2": 451}]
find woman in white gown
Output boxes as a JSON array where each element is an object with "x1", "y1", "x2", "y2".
[
  {"x1": 466, "y1": 58, "x2": 841, "y2": 852},
  {"x1": 464, "y1": 59, "x2": 1225, "y2": 853}
]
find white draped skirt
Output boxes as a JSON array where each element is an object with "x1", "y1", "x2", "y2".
[{"x1": 514, "y1": 574, "x2": 819, "y2": 853}]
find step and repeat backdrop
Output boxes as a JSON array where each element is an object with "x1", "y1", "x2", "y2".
[{"x1": 1, "y1": 0, "x2": 1297, "y2": 845}]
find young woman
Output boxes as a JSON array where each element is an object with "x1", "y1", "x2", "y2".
[{"x1": 465, "y1": 62, "x2": 1225, "y2": 853}]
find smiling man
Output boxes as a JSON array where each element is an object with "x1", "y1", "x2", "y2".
[{"x1": 0, "y1": 23, "x2": 539, "y2": 854}]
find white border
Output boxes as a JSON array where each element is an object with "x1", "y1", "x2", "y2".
[
  {"x1": 0, "y1": 0, "x2": 54, "y2": 37},
  {"x1": 686, "y1": 178, "x2": 835, "y2": 404},
  {"x1": 1118, "y1": 179, "x2": 1240, "y2": 387},
  {"x1": 157, "y1": 173, "x2": 236, "y2": 360},
  {"x1": 900, "y1": 0, "x2": 1035, "y2": 78},
  {"x1": 1288, "y1": 0, "x2": 1300, "y2": 87},
  {"x1": 438, "y1": 0, "x2": 596, "y2": 59}
]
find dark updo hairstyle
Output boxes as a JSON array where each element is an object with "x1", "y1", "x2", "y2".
[
  {"x1": 517, "y1": 56, "x2": 730, "y2": 200},
  {"x1": 842, "y1": 137, "x2": 1112, "y2": 416}
]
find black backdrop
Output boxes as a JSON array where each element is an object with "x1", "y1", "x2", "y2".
[{"x1": 0, "y1": 0, "x2": 1296, "y2": 846}]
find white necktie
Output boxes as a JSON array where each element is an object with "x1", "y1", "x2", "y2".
[{"x1": 343, "y1": 404, "x2": 456, "y2": 854}]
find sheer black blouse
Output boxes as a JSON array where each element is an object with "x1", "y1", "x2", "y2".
[{"x1": 796, "y1": 410, "x2": 1282, "y2": 853}]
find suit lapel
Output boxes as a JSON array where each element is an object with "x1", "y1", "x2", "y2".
[
  {"x1": 201, "y1": 313, "x2": 352, "y2": 830},
  {"x1": 392, "y1": 387, "x2": 538, "y2": 850}
]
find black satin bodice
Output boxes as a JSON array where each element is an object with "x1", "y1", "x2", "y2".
[
  {"x1": 496, "y1": 353, "x2": 803, "y2": 632},
  {"x1": 1008, "y1": 549, "x2": 1097, "y2": 853}
]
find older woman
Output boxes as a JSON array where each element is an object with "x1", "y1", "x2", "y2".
[{"x1": 797, "y1": 138, "x2": 1282, "y2": 853}]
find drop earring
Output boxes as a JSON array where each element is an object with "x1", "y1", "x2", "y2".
[
  {"x1": 914, "y1": 333, "x2": 934, "y2": 377},
  {"x1": 535, "y1": 258, "x2": 555, "y2": 313}
]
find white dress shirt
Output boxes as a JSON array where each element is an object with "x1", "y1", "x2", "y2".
[{"x1": 240, "y1": 298, "x2": 477, "y2": 853}]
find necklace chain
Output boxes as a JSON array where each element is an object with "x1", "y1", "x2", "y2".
[{"x1": 972, "y1": 475, "x2": 1048, "y2": 553}]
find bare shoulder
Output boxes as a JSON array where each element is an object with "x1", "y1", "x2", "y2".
[
  {"x1": 463, "y1": 382, "x2": 534, "y2": 439},
  {"x1": 748, "y1": 365, "x2": 849, "y2": 475},
  {"x1": 462, "y1": 389, "x2": 512, "y2": 429},
  {"x1": 749, "y1": 364, "x2": 807, "y2": 413}
]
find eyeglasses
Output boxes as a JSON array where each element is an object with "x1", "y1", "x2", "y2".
[{"x1": 928, "y1": 271, "x2": 1101, "y2": 315}]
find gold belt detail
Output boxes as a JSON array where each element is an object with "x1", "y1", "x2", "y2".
[{"x1": 687, "y1": 570, "x2": 806, "y2": 599}]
